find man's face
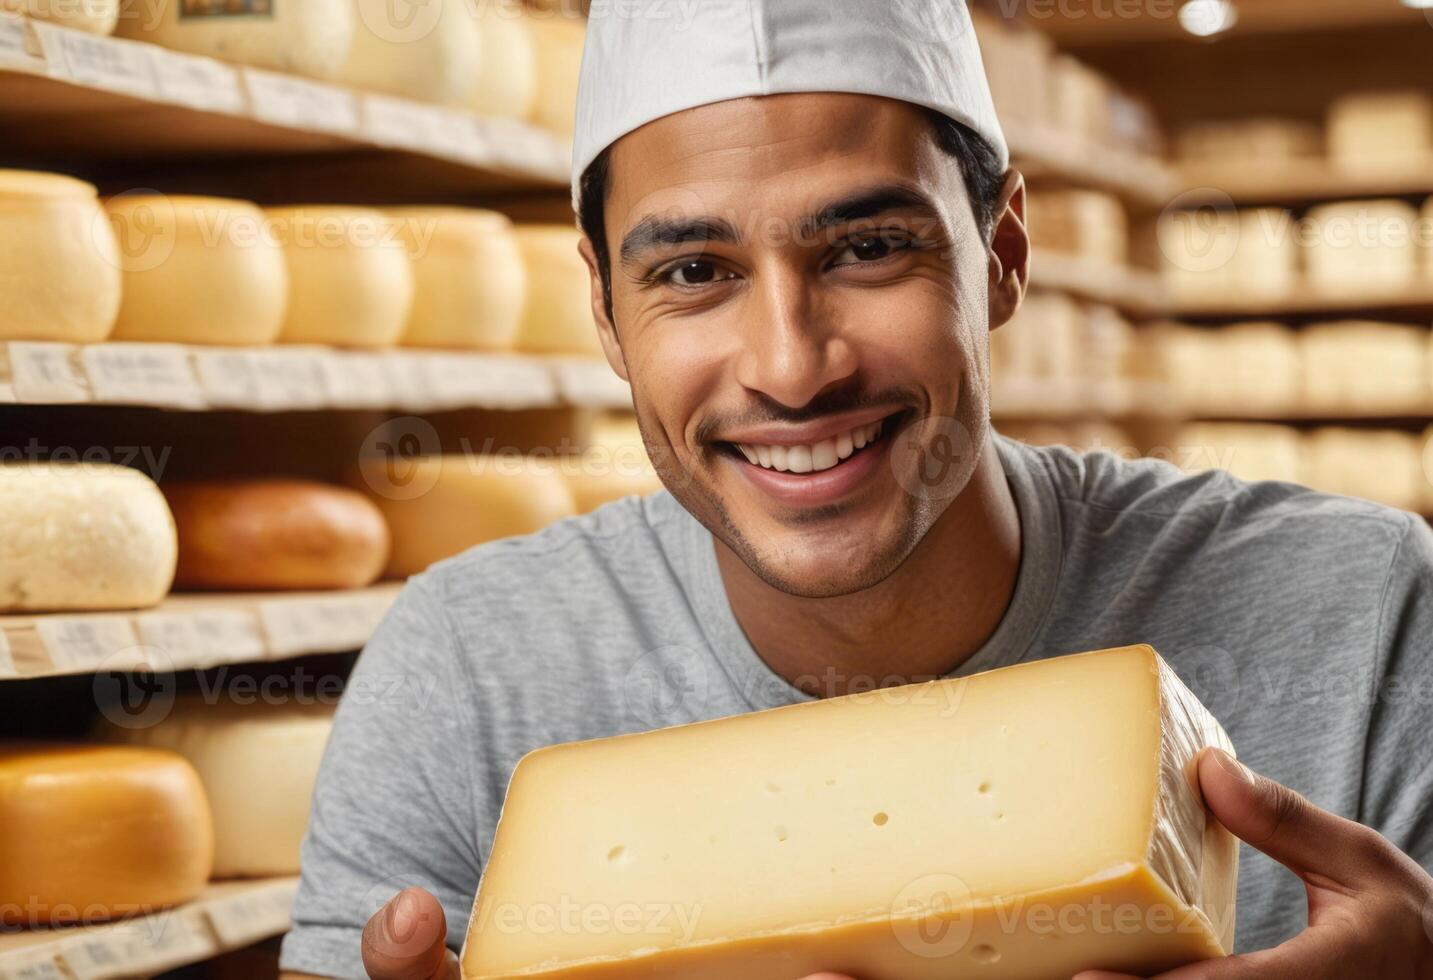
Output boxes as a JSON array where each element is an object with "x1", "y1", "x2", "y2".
[{"x1": 587, "y1": 93, "x2": 1008, "y2": 599}]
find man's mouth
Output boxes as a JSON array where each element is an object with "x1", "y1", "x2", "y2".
[{"x1": 719, "y1": 410, "x2": 908, "y2": 475}]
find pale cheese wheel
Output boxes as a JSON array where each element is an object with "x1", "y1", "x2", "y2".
[
  {"x1": 566, "y1": 412, "x2": 662, "y2": 513},
  {"x1": 105, "y1": 195, "x2": 288, "y2": 346},
  {"x1": 164, "y1": 479, "x2": 390, "y2": 591},
  {"x1": 1300, "y1": 321, "x2": 1428, "y2": 415},
  {"x1": 0, "y1": 462, "x2": 176, "y2": 612},
  {"x1": 389, "y1": 207, "x2": 526, "y2": 350},
  {"x1": 1305, "y1": 427, "x2": 1423, "y2": 513},
  {"x1": 1327, "y1": 91, "x2": 1433, "y2": 175},
  {"x1": 1177, "y1": 118, "x2": 1322, "y2": 166},
  {"x1": 524, "y1": 10, "x2": 583, "y2": 135},
  {"x1": 2, "y1": 0, "x2": 117, "y2": 33},
  {"x1": 102, "y1": 697, "x2": 334, "y2": 879},
  {"x1": 0, "y1": 744, "x2": 213, "y2": 926},
  {"x1": 339, "y1": 0, "x2": 480, "y2": 105},
  {"x1": 1131, "y1": 322, "x2": 1217, "y2": 415},
  {"x1": 360, "y1": 454, "x2": 576, "y2": 577},
  {"x1": 995, "y1": 292, "x2": 1082, "y2": 382},
  {"x1": 1233, "y1": 208, "x2": 1298, "y2": 298},
  {"x1": 1176, "y1": 423, "x2": 1305, "y2": 486},
  {"x1": 1302, "y1": 199, "x2": 1419, "y2": 291},
  {"x1": 1215, "y1": 321, "x2": 1300, "y2": 416},
  {"x1": 1158, "y1": 208, "x2": 1239, "y2": 300},
  {"x1": 1027, "y1": 190, "x2": 1128, "y2": 267},
  {"x1": 114, "y1": 0, "x2": 353, "y2": 79},
  {"x1": 467, "y1": 0, "x2": 537, "y2": 119},
  {"x1": 265, "y1": 206, "x2": 413, "y2": 348},
  {"x1": 0, "y1": 170, "x2": 121, "y2": 343},
  {"x1": 512, "y1": 224, "x2": 601, "y2": 355}
]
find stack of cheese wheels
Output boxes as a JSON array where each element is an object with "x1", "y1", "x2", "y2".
[
  {"x1": 114, "y1": 0, "x2": 354, "y2": 80},
  {"x1": 359, "y1": 454, "x2": 576, "y2": 577},
  {"x1": 468, "y1": 0, "x2": 538, "y2": 119},
  {"x1": 1216, "y1": 321, "x2": 1301, "y2": 416},
  {"x1": 1303, "y1": 199, "x2": 1419, "y2": 292},
  {"x1": 101, "y1": 697, "x2": 335, "y2": 879},
  {"x1": 1132, "y1": 322, "x2": 1211, "y2": 414},
  {"x1": 1049, "y1": 54, "x2": 1111, "y2": 144},
  {"x1": 999, "y1": 292, "x2": 1082, "y2": 383},
  {"x1": 265, "y1": 206, "x2": 413, "y2": 348},
  {"x1": 164, "y1": 479, "x2": 390, "y2": 591},
  {"x1": 389, "y1": 208, "x2": 527, "y2": 350},
  {"x1": 1327, "y1": 91, "x2": 1433, "y2": 176},
  {"x1": 565, "y1": 412, "x2": 664, "y2": 514},
  {"x1": 513, "y1": 225, "x2": 602, "y2": 356},
  {"x1": 1178, "y1": 118, "x2": 1322, "y2": 167},
  {"x1": 1305, "y1": 428, "x2": 1423, "y2": 513},
  {"x1": 1079, "y1": 304, "x2": 1134, "y2": 388},
  {"x1": 1176, "y1": 422, "x2": 1305, "y2": 485},
  {"x1": 524, "y1": 10, "x2": 584, "y2": 135},
  {"x1": 1027, "y1": 190, "x2": 1128, "y2": 268},
  {"x1": 105, "y1": 194, "x2": 288, "y2": 345},
  {"x1": 1300, "y1": 322, "x2": 1428, "y2": 414},
  {"x1": 0, "y1": 463, "x2": 176, "y2": 612},
  {"x1": 0, "y1": 745, "x2": 213, "y2": 926},
  {"x1": 2, "y1": 0, "x2": 119, "y2": 34},
  {"x1": 339, "y1": 0, "x2": 480, "y2": 105},
  {"x1": 0, "y1": 170, "x2": 122, "y2": 343}
]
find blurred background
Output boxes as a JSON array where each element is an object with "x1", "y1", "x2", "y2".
[{"x1": 0, "y1": 0, "x2": 1430, "y2": 976}]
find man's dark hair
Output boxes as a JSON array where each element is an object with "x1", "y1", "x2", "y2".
[{"x1": 575, "y1": 108, "x2": 1007, "y2": 324}]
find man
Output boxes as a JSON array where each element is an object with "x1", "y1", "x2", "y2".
[{"x1": 280, "y1": 3, "x2": 1433, "y2": 978}]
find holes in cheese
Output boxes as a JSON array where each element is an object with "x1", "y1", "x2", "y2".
[{"x1": 463, "y1": 645, "x2": 1238, "y2": 979}]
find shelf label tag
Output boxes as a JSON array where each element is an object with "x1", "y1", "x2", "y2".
[
  {"x1": 0, "y1": 13, "x2": 45, "y2": 73},
  {"x1": 249, "y1": 348, "x2": 330, "y2": 411},
  {"x1": 82, "y1": 343, "x2": 204, "y2": 409},
  {"x1": 34, "y1": 23, "x2": 159, "y2": 100},
  {"x1": 134, "y1": 608, "x2": 265, "y2": 671},
  {"x1": 35, "y1": 616, "x2": 142, "y2": 673},
  {"x1": 191, "y1": 348, "x2": 262, "y2": 409},
  {"x1": 321, "y1": 351, "x2": 394, "y2": 410},
  {"x1": 6, "y1": 343, "x2": 88, "y2": 404},
  {"x1": 0, "y1": 629, "x2": 15, "y2": 680},
  {"x1": 149, "y1": 47, "x2": 246, "y2": 114},
  {"x1": 205, "y1": 880, "x2": 297, "y2": 949},
  {"x1": 244, "y1": 69, "x2": 360, "y2": 134},
  {"x1": 0, "y1": 950, "x2": 67, "y2": 980}
]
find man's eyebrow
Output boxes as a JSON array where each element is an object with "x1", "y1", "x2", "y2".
[
  {"x1": 796, "y1": 185, "x2": 943, "y2": 239},
  {"x1": 619, "y1": 215, "x2": 742, "y2": 264}
]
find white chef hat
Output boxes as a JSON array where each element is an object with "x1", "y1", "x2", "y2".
[{"x1": 571, "y1": 0, "x2": 1009, "y2": 209}]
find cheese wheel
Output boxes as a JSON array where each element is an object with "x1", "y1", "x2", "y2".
[
  {"x1": 1027, "y1": 190, "x2": 1128, "y2": 267},
  {"x1": 0, "y1": 463, "x2": 176, "y2": 612},
  {"x1": 565, "y1": 414, "x2": 662, "y2": 512},
  {"x1": 389, "y1": 208, "x2": 526, "y2": 350},
  {"x1": 0, "y1": 745, "x2": 213, "y2": 926},
  {"x1": 165, "y1": 479, "x2": 390, "y2": 591},
  {"x1": 1215, "y1": 321, "x2": 1300, "y2": 416},
  {"x1": 972, "y1": 14, "x2": 1051, "y2": 131},
  {"x1": 1079, "y1": 304, "x2": 1134, "y2": 386},
  {"x1": 994, "y1": 292, "x2": 1082, "y2": 382},
  {"x1": 1177, "y1": 118, "x2": 1322, "y2": 166},
  {"x1": 105, "y1": 195, "x2": 288, "y2": 345},
  {"x1": 114, "y1": 0, "x2": 352, "y2": 79},
  {"x1": 467, "y1": 0, "x2": 538, "y2": 118},
  {"x1": 265, "y1": 206, "x2": 413, "y2": 348},
  {"x1": 1048, "y1": 54, "x2": 1110, "y2": 143},
  {"x1": 1, "y1": 0, "x2": 117, "y2": 33},
  {"x1": 101, "y1": 697, "x2": 334, "y2": 878},
  {"x1": 1131, "y1": 322, "x2": 1212, "y2": 413},
  {"x1": 1300, "y1": 321, "x2": 1428, "y2": 415},
  {"x1": 360, "y1": 454, "x2": 576, "y2": 576},
  {"x1": 512, "y1": 224, "x2": 601, "y2": 355},
  {"x1": 339, "y1": 0, "x2": 480, "y2": 105},
  {"x1": 1302, "y1": 199, "x2": 1419, "y2": 291},
  {"x1": 1305, "y1": 428, "x2": 1423, "y2": 513},
  {"x1": 1327, "y1": 91, "x2": 1433, "y2": 175},
  {"x1": 524, "y1": 10, "x2": 583, "y2": 135},
  {"x1": 0, "y1": 170, "x2": 122, "y2": 343},
  {"x1": 1158, "y1": 208, "x2": 1239, "y2": 300},
  {"x1": 1232, "y1": 208, "x2": 1298, "y2": 298},
  {"x1": 1176, "y1": 423, "x2": 1305, "y2": 485}
]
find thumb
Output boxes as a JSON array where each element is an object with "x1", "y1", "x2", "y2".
[{"x1": 362, "y1": 887, "x2": 458, "y2": 980}]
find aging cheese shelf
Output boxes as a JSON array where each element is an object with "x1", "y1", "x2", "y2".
[
  {"x1": 992, "y1": 378, "x2": 1175, "y2": 421},
  {"x1": 1029, "y1": 254, "x2": 1167, "y2": 318},
  {"x1": 1179, "y1": 159, "x2": 1433, "y2": 208},
  {"x1": 0, "y1": 584, "x2": 402, "y2": 681},
  {"x1": 1169, "y1": 281, "x2": 1433, "y2": 321},
  {"x1": 1005, "y1": 121, "x2": 1178, "y2": 211},
  {"x1": 0, "y1": 877, "x2": 297, "y2": 980}
]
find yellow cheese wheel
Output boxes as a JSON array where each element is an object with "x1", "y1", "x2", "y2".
[
  {"x1": 1305, "y1": 427, "x2": 1423, "y2": 513},
  {"x1": 360, "y1": 454, "x2": 576, "y2": 577},
  {"x1": 388, "y1": 208, "x2": 526, "y2": 350},
  {"x1": 0, "y1": 462, "x2": 176, "y2": 612},
  {"x1": 1176, "y1": 423, "x2": 1305, "y2": 486},
  {"x1": 512, "y1": 224, "x2": 600, "y2": 355},
  {"x1": 1300, "y1": 321, "x2": 1427, "y2": 414},
  {"x1": 566, "y1": 412, "x2": 662, "y2": 512},
  {"x1": 524, "y1": 10, "x2": 583, "y2": 135},
  {"x1": 1303, "y1": 199, "x2": 1419, "y2": 291},
  {"x1": 114, "y1": 0, "x2": 354, "y2": 79},
  {"x1": 339, "y1": 0, "x2": 480, "y2": 105},
  {"x1": 105, "y1": 194, "x2": 288, "y2": 346},
  {"x1": 467, "y1": 0, "x2": 537, "y2": 118},
  {"x1": 2, "y1": 0, "x2": 118, "y2": 33},
  {"x1": 265, "y1": 206, "x2": 413, "y2": 348},
  {"x1": 0, "y1": 744, "x2": 213, "y2": 927},
  {"x1": 102, "y1": 697, "x2": 334, "y2": 879},
  {"x1": 0, "y1": 170, "x2": 121, "y2": 343}
]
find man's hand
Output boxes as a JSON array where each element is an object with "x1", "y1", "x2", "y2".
[
  {"x1": 1076, "y1": 748, "x2": 1433, "y2": 980},
  {"x1": 361, "y1": 888, "x2": 458, "y2": 980}
]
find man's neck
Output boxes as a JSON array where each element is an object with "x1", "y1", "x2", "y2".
[{"x1": 714, "y1": 443, "x2": 1022, "y2": 698}]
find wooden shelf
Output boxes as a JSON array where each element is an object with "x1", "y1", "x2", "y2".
[
  {"x1": 991, "y1": 378, "x2": 1175, "y2": 421},
  {"x1": 0, "y1": 877, "x2": 297, "y2": 979},
  {"x1": 0, "y1": 343, "x2": 631, "y2": 413},
  {"x1": 1179, "y1": 158, "x2": 1433, "y2": 208},
  {"x1": 1169, "y1": 280, "x2": 1433, "y2": 320},
  {"x1": 1006, "y1": 121, "x2": 1178, "y2": 210},
  {"x1": 0, "y1": 584, "x2": 402, "y2": 681},
  {"x1": 1029, "y1": 254, "x2": 1167, "y2": 317}
]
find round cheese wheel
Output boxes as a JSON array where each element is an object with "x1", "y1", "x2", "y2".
[
  {"x1": 265, "y1": 206, "x2": 414, "y2": 348},
  {"x1": 1305, "y1": 427, "x2": 1423, "y2": 513},
  {"x1": 339, "y1": 0, "x2": 480, "y2": 105},
  {"x1": 2, "y1": 0, "x2": 118, "y2": 33},
  {"x1": 0, "y1": 744, "x2": 213, "y2": 926},
  {"x1": 113, "y1": 0, "x2": 354, "y2": 79},
  {"x1": 102, "y1": 697, "x2": 334, "y2": 879},
  {"x1": 165, "y1": 479, "x2": 390, "y2": 591},
  {"x1": 467, "y1": 0, "x2": 537, "y2": 119},
  {"x1": 567, "y1": 411, "x2": 662, "y2": 512},
  {"x1": 105, "y1": 194, "x2": 288, "y2": 346},
  {"x1": 0, "y1": 170, "x2": 121, "y2": 343},
  {"x1": 524, "y1": 11, "x2": 583, "y2": 135},
  {"x1": 0, "y1": 463, "x2": 176, "y2": 612},
  {"x1": 359, "y1": 454, "x2": 575, "y2": 577},
  {"x1": 512, "y1": 224, "x2": 601, "y2": 355},
  {"x1": 388, "y1": 207, "x2": 526, "y2": 350}
]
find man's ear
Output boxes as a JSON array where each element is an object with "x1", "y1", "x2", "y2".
[
  {"x1": 986, "y1": 170, "x2": 1029, "y2": 332},
  {"x1": 578, "y1": 236, "x2": 629, "y2": 382}
]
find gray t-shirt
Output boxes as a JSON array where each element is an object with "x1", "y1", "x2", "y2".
[{"x1": 280, "y1": 435, "x2": 1433, "y2": 977}]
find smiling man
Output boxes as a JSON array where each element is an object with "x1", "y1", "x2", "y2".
[{"x1": 279, "y1": 4, "x2": 1433, "y2": 979}]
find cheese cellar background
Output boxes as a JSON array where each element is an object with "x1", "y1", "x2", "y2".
[{"x1": 0, "y1": 0, "x2": 1429, "y2": 976}]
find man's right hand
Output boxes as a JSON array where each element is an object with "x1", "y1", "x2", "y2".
[{"x1": 360, "y1": 888, "x2": 458, "y2": 980}]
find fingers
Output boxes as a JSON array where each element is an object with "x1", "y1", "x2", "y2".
[{"x1": 362, "y1": 888, "x2": 458, "y2": 980}]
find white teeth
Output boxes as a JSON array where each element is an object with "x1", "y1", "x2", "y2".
[
  {"x1": 755, "y1": 445, "x2": 772, "y2": 468},
  {"x1": 769, "y1": 445, "x2": 789, "y2": 471},
  {"x1": 786, "y1": 445, "x2": 813, "y2": 474},
  {"x1": 735, "y1": 418, "x2": 889, "y2": 475},
  {"x1": 811, "y1": 439, "x2": 837, "y2": 471},
  {"x1": 836, "y1": 431, "x2": 854, "y2": 460},
  {"x1": 739, "y1": 444, "x2": 758, "y2": 465},
  {"x1": 853, "y1": 428, "x2": 867, "y2": 450}
]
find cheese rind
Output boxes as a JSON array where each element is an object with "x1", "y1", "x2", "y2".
[
  {"x1": 468, "y1": 0, "x2": 538, "y2": 119},
  {"x1": 1299, "y1": 321, "x2": 1427, "y2": 414},
  {"x1": 512, "y1": 225, "x2": 601, "y2": 356},
  {"x1": 339, "y1": 0, "x2": 480, "y2": 105},
  {"x1": 114, "y1": 0, "x2": 353, "y2": 78},
  {"x1": 463, "y1": 645, "x2": 1238, "y2": 979},
  {"x1": 524, "y1": 12, "x2": 583, "y2": 135}
]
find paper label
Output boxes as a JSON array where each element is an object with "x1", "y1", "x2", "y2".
[
  {"x1": 204, "y1": 880, "x2": 296, "y2": 949},
  {"x1": 6, "y1": 343, "x2": 88, "y2": 404},
  {"x1": 250, "y1": 348, "x2": 329, "y2": 411},
  {"x1": 81, "y1": 343, "x2": 204, "y2": 409},
  {"x1": 34, "y1": 23, "x2": 158, "y2": 100},
  {"x1": 321, "y1": 352, "x2": 394, "y2": 410},
  {"x1": 0, "y1": 13, "x2": 45, "y2": 73},
  {"x1": 381, "y1": 352, "x2": 440, "y2": 413},
  {"x1": 61, "y1": 908, "x2": 210, "y2": 980},
  {"x1": 552, "y1": 357, "x2": 632, "y2": 410},
  {"x1": 258, "y1": 591, "x2": 393, "y2": 658},
  {"x1": 35, "y1": 616, "x2": 141, "y2": 673},
  {"x1": 133, "y1": 608, "x2": 264, "y2": 671},
  {"x1": 0, "y1": 950, "x2": 66, "y2": 980},
  {"x1": 0, "y1": 628, "x2": 16, "y2": 679},
  {"x1": 244, "y1": 68, "x2": 359, "y2": 134},
  {"x1": 190, "y1": 348, "x2": 262, "y2": 409},
  {"x1": 148, "y1": 47, "x2": 246, "y2": 114}
]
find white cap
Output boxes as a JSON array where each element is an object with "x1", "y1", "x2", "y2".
[{"x1": 571, "y1": 0, "x2": 1008, "y2": 210}]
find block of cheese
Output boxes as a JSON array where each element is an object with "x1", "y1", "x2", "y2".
[
  {"x1": 1305, "y1": 428, "x2": 1423, "y2": 513},
  {"x1": 463, "y1": 645, "x2": 1237, "y2": 979},
  {"x1": 339, "y1": 0, "x2": 479, "y2": 105},
  {"x1": 468, "y1": 0, "x2": 538, "y2": 119},
  {"x1": 1327, "y1": 91, "x2": 1433, "y2": 175},
  {"x1": 101, "y1": 696, "x2": 334, "y2": 878},
  {"x1": 114, "y1": 0, "x2": 353, "y2": 79},
  {"x1": 1177, "y1": 118, "x2": 1322, "y2": 166},
  {"x1": 1302, "y1": 200, "x2": 1419, "y2": 292},
  {"x1": 1048, "y1": 54, "x2": 1110, "y2": 144},
  {"x1": 1300, "y1": 321, "x2": 1428, "y2": 414},
  {"x1": 0, "y1": 170, "x2": 122, "y2": 342},
  {"x1": 1176, "y1": 423, "x2": 1305, "y2": 485},
  {"x1": 265, "y1": 206, "x2": 413, "y2": 348},
  {"x1": 164, "y1": 479, "x2": 390, "y2": 591},
  {"x1": 512, "y1": 225, "x2": 601, "y2": 355},
  {"x1": 360, "y1": 454, "x2": 576, "y2": 577},
  {"x1": 0, "y1": 462, "x2": 176, "y2": 612},
  {"x1": 525, "y1": 11, "x2": 583, "y2": 135},
  {"x1": 105, "y1": 195, "x2": 288, "y2": 345},
  {"x1": 1028, "y1": 190, "x2": 1128, "y2": 267},
  {"x1": 2, "y1": 0, "x2": 118, "y2": 33},
  {"x1": 0, "y1": 744, "x2": 213, "y2": 926},
  {"x1": 389, "y1": 208, "x2": 527, "y2": 350},
  {"x1": 1215, "y1": 322, "x2": 1301, "y2": 416},
  {"x1": 1157, "y1": 208, "x2": 1239, "y2": 300}
]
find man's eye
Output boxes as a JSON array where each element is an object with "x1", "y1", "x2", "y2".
[
  {"x1": 663, "y1": 260, "x2": 730, "y2": 287},
  {"x1": 836, "y1": 235, "x2": 909, "y2": 265}
]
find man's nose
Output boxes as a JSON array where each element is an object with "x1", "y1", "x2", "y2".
[{"x1": 732, "y1": 266, "x2": 858, "y2": 410}]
